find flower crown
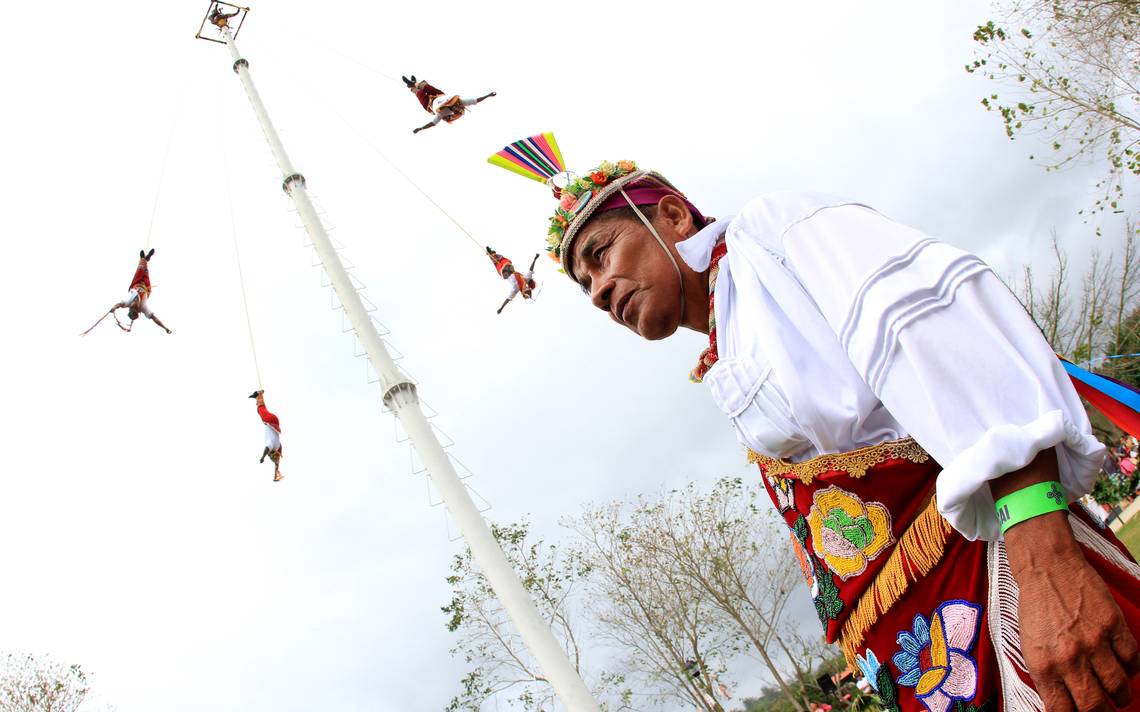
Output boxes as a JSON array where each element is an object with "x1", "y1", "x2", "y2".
[{"x1": 545, "y1": 160, "x2": 639, "y2": 261}]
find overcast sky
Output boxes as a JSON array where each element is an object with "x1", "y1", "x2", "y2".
[{"x1": 0, "y1": 1, "x2": 1135, "y2": 710}]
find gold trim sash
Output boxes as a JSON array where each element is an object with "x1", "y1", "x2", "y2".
[{"x1": 748, "y1": 437, "x2": 930, "y2": 485}]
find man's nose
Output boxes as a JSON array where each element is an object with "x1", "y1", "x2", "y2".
[{"x1": 590, "y1": 280, "x2": 612, "y2": 311}]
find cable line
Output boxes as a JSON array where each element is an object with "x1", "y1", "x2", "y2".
[
  {"x1": 267, "y1": 58, "x2": 486, "y2": 252},
  {"x1": 144, "y1": 80, "x2": 191, "y2": 250},
  {"x1": 220, "y1": 87, "x2": 264, "y2": 389}
]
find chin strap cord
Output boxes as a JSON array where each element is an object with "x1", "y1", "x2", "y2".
[{"x1": 619, "y1": 189, "x2": 686, "y2": 314}]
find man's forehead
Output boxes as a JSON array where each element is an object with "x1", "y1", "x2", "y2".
[{"x1": 568, "y1": 225, "x2": 604, "y2": 283}]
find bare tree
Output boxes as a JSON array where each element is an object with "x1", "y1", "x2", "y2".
[
  {"x1": 625, "y1": 479, "x2": 832, "y2": 712},
  {"x1": 570, "y1": 501, "x2": 742, "y2": 712},
  {"x1": 0, "y1": 654, "x2": 89, "y2": 712},
  {"x1": 442, "y1": 520, "x2": 630, "y2": 712},
  {"x1": 966, "y1": 0, "x2": 1139, "y2": 221},
  {"x1": 1008, "y1": 222, "x2": 1140, "y2": 443},
  {"x1": 1111, "y1": 223, "x2": 1140, "y2": 348},
  {"x1": 1011, "y1": 223, "x2": 1140, "y2": 361}
]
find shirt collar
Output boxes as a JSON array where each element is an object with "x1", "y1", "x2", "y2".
[{"x1": 677, "y1": 215, "x2": 735, "y2": 272}]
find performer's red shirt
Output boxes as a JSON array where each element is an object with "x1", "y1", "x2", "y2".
[
  {"x1": 258, "y1": 404, "x2": 281, "y2": 433},
  {"x1": 488, "y1": 251, "x2": 513, "y2": 277},
  {"x1": 414, "y1": 83, "x2": 444, "y2": 113}
]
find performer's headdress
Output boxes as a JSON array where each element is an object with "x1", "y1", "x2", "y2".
[{"x1": 488, "y1": 133, "x2": 707, "y2": 280}]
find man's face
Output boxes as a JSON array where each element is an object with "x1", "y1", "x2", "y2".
[
  {"x1": 128, "y1": 307, "x2": 139, "y2": 321},
  {"x1": 568, "y1": 210, "x2": 686, "y2": 341}
]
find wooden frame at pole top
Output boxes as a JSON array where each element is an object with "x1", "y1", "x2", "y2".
[{"x1": 195, "y1": 1, "x2": 250, "y2": 43}]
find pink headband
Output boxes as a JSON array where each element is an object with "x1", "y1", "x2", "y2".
[{"x1": 594, "y1": 180, "x2": 708, "y2": 226}]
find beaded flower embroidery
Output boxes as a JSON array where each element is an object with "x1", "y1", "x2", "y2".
[{"x1": 892, "y1": 600, "x2": 983, "y2": 712}]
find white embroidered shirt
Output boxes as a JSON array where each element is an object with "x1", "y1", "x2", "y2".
[{"x1": 677, "y1": 192, "x2": 1105, "y2": 541}]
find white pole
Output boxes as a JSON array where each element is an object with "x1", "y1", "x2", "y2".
[{"x1": 219, "y1": 27, "x2": 601, "y2": 712}]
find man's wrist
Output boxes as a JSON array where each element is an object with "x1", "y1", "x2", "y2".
[
  {"x1": 1004, "y1": 509, "x2": 1083, "y2": 577},
  {"x1": 995, "y1": 480, "x2": 1069, "y2": 533}
]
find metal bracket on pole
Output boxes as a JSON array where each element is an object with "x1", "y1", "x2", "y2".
[
  {"x1": 382, "y1": 381, "x2": 418, "y2": 407},
  {"x1": 282, "y1": 172, "x2": 306, "y2": 193}
]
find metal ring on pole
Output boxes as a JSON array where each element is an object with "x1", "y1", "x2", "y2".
[
  {"x1": 383, "y1": 381, "x2": 418, "y2": 406},
  {"x1": 282, "y1": 172, "x2": 306, "y2": 193},
  {"x1": 232, "y1": 58, "x2": 248, "y2": 74}
]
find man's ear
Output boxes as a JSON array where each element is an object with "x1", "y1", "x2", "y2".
[{"x1": 656, "y1": 194, "x2": 695, "y2": 237}]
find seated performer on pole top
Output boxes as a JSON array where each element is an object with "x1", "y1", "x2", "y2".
[
  {"x1": 109, "y1": 249, "x2": 172, "y2": 334},
  {"x1": 490, "y1": 135, "x2": 1140, "y2": 711},
  {"x1": 486, "y1": 247, "x2": 539, "y2": 314},
  {"x1": 208, "y1": 3, "x2": 240, "y2": 28},
  {"x1": 249, "y1": 390, "x2": 283, "y2": 482},
  {"x1": 402, "y1": 75, "x2": 495, "y2": 134}
]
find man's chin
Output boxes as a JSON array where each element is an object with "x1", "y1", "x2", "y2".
[{"x1": 632, "y1": 315, "x2": 680, "y2": 341}]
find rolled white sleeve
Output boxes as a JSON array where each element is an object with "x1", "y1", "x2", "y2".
[{"x1": 783, "y1": 205, "x2": 1105, "y2": 541}]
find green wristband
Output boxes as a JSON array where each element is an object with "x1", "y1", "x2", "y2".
[{"x1": 994, "y1": 481, "x2": 1069, "y2": 534}]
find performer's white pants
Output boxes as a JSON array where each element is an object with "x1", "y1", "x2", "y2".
[{"x1": 264, "y1": 425, "x2": 281, "y2": 452}]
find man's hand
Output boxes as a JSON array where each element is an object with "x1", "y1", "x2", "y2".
[{"x1": 1006, "y1": 511, "x2": 1140, "y2": 711}]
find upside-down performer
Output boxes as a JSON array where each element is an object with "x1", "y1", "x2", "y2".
[
  {"x1": 208, "y1": 3, "x2": 240, "y2": 28},
  {"x1": 486, "y1": 247, "x2": 539, "y2": 314},
  {"x1": 99, "y1": 249, "x2": 172, "y2": 334},
  {"x1": 249, "y1": 390, "x2": 283, "y2": 482},
  {"x1": 402, "y1": 75, "x2": 494, "y2": 134},
  {"x1": 490, "y1": 139, "x2": 1140, "y2": 712}
]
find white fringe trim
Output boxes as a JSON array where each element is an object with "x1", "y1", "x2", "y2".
[
  {"x1": 1069, "y1": 513, "x2": 1140, "y2": 579},
  {"x1": 986, "y1": 539, "x2": 1045, "y2": 712}
]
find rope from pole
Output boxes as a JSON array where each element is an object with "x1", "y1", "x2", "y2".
[
  {"x1": 221, "y1": 90, "x2": 264, "y2": 389},
  {"x1": 144, "y1": 83, "x2": 189, "y2": 250},
  {"x1": 268, "y1": 20, "x2": 401, "y2": 84},
  {"x1": 269, "y1": 62, "x2": 485, "y2": 252},
  {"x1": 326, "y1": 101, "x2": 485, "y2": 251}
]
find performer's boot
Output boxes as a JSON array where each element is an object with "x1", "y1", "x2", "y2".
[{"x1": 260, "y1": 446, "x2": 269, "y2": 464}]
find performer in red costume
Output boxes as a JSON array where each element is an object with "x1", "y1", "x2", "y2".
[
  {"x1": 208, "y1": 3, "x2": 240, "y2": 29},
  {"x1": 486, "y1": 247, "x2": 538, "y2": 314},
  {"x1": 497, "y1": 155, "x2": 1140, "y2": 712},
  {"x1": 108, "y1": 249, "x2": 172, "y2": 334},
  {"x1": 402, "y1": 75, "x2": 495, "y2": 134},
  {"x1": 249, "y1": 390, "x2": 283, "y2": 482}
]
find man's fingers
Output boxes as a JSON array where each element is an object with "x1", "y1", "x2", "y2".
[
  {"x1": 1111, "y1": 626, "x2": 1140, "y2": 677},
  {"x1": 1036, "y1": 675, "x2": 1076, "y2": 712},
  {"x1": 1090, "y1": 648, "x2": 1132, "y2": 710},
  {"x1": 1063, "y1": 663, "x2": 1111, "y2": 712}
]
